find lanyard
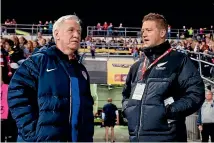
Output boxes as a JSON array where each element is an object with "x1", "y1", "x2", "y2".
[{"x1": 140, "y1": 48, "x2": 173, "y2": 80}]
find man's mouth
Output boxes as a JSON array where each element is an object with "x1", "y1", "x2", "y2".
[
  {"x1": 144, "y1": 39, "x2": 149, "y2": 42},
  {"x1": 71, "y1": 41, "x2": 78, "y2": 44}
]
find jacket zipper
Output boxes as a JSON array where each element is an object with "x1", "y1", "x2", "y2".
[
  {"x1": 69, "y1": 77, "x2": 72, "y2": 141},
  {"x1": 57, "y1": 60, "x2": 73, "y2": 142},
  {"x1": 137, "y1": 81, "x2": 148, "y2": 141}
]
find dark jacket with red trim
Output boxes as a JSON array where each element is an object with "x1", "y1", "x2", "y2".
[{"x1": 122, "y1": 40, "x2": 205, "y2": 142}]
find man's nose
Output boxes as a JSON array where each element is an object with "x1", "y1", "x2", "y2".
[
  {"x1": 73, "y1": 31, "x2": 80, "y2": 39},
  {"x1": 142, "y1": 32, "x2": 147, "y2": 37}
]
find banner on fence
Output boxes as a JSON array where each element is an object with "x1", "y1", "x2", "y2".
[{"x1": 107, "y1": 59, "x2": 134, "y2": 84}]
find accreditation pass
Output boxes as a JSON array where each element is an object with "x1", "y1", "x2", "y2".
[{"x1": 132, "y1": 83, "x2": 146, "y2": 100}]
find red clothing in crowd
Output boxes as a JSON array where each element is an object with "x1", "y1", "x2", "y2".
[{"x1": 103, "y1": 23, "x2": 108, "y2": 30}]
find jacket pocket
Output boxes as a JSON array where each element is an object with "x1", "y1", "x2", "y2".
[
  {"x1": 142, "y1": 104, "x2": 170, "y2": 131},
  {"x1": 124, "y1": 105, "x2": 140, "y2": 133}
]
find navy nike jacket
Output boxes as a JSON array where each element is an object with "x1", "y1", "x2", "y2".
[{"x1": 8, "y1": 45, "x2": 94, "y2": 142}]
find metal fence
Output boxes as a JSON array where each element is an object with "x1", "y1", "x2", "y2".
[
  {"x1": 1, "y1": 24, "x2": 52, "y2": 36},
  {"x1": 178, "y1": 49, "x2": 214, "y2": 85},
  {"x1": 1, "y1": 24, "x2": 213, "y2": 40},
  {"x1": 87, "y1": 26, "x2": 214, "y2": 40},
  {"x1": 186, "y1": 114, "x2": 200, "y2": 141},
  {"x1": 81, "y1": 44, "x2": 214, "y2": 86}
]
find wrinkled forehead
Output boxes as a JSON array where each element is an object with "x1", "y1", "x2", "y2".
[{"x1": 60, "y1": 19, "x2": 81, "y2": 31}]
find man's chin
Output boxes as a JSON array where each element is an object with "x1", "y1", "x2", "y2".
[
  {"x1": 69, "y1": 46, "x2": 78, "y2": 52},
  {"x1": 143, "y1": 44, "x2": 152, "y2": 49}
]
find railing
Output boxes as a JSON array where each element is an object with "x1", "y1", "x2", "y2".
[
  {"x1": 1, "y1": 24, "x2": 213, "y2": 40},
  {"x1": 87, "y1": 26, "x2": 214, "y2": 40},
  {"x1": 178, "y1": 49, "x2": 214, "y2": 85},
  {"x1": 1, "y1": 24, "x2": 53, "y2": 36},
  {"x1": 186, "y1": 114, "x2": 200, "y2": 141},
  {"x1": 79, "y1": 44, "x2": 214, "y2": 86}
]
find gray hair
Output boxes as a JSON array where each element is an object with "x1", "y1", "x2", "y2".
[{"x1": 52, "y1": 15, "x2": 81, "y2": 41}]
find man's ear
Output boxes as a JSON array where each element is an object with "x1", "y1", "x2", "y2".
[
  {"x1": 160, "y1": 29, "x2": 167, "y2": 38},
  {"x1": 54, "y1": 29, "x2": 60, "y2": 40}
]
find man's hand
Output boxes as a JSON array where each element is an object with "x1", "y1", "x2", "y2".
[
  {"x1": 116, "y1": 120, "x2": 119, "y2": 125},
  {"x1": 198, "y1": 125, "x2": 203, "y2": 131}
]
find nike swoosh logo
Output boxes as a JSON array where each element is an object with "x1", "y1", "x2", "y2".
[
  {"x1": 46, "y1": 68, "x2": 57, "y2": 72},
  {"x1": 157, "y1": 61, "x2": 168, "y2": 67}
]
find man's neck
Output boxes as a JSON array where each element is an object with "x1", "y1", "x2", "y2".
[
  {"x1": 68, "y1": 54, "x2": 74, "y2": 60},
  {"x1": 68, "y1": 52, "x2": 77, "y2": 60},
  {"x1": 207, "y1": 99, "x2": 213, "y2": 103},
  {"x1": 156, "y1": 39, "x2": 166, "y2": 46}
]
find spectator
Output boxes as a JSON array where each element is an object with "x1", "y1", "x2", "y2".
[
  {"x1": 102, "y1": 98, "x2": 119, "y2": 142},
  {"x1": 96, "y1": 23, "x2": 102, "y2": 36},
  {"x1": 197, "y1": 90, "x2": 214, "y2": 142},
  {"x1": 36, "y1": 32, "x2": 43, "y2": 41},
  {"x1": 10, "y1": 19, "x2": 16, "y2": 25},
  {"x1": 107, "y1": 23, "x2": 113, "y2": 36},
  {"x1": 210, "y1": 25, "x2": 213, "y2": 40},
  {"x1": 90, "y1": 42, "x2": 96, "y2": 59},
  {"x1": 118, "y1": 23, "x2": 124, "y2": 36},
  {"x1": 9, "y1": 36, "x2": 25, "y2": 69},
  {"x1": 4, "y1": 19, "x2": 10, "y2": 25},
  {"x1": 25, "y1": 40, "x2": 34, "y2": 57},
  {"x1": 19, "y1": 36, "x2": 27, "y2": 49},
  {"x1": 39, "y1": 38, "x2": 46, "y2": 47},
  {"x1": 48, "y1": 21, "x2": 53, "y2": 34},
  {"x1": 44, "y1": 21, "x2": 49, "y2": 34},
  {"x1": 32, "y1": 40, "x2": 41, "y2": 55},
  {"x1": 188, "y1": 27, "x2": 194, "y2": 38},
  {"x1": 1, "y1": 38, "x2": 12, "y2": 84},
  {"x1": 38, "y1": 21, "x2": 43, "y2": 33},
  {"x1": 168, "y1": 25, "x2": 171, "y2": 39},
  {"x1": 103, "y1": 22, "x2": 108, "y2": 35}
]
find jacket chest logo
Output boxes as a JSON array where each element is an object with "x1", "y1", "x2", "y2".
[{"x1": 155, "y1": 61, "x2": 168, "y2": 70}]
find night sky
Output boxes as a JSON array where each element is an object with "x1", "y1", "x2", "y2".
[{"x1": 2, "y1": 0, "x2": 214, "y2": 36}]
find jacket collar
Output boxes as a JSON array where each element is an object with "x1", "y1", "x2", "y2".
[
  {"x1": 143, "y1": 40, "x2": 171, "y2": 62},
  {"x1": 49, "y1": 45, "x2": 79, "y2": 63}
]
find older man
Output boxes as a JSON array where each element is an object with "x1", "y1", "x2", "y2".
[{"x1": 8, "y1": 15, "x2": 94, "y2": 142}]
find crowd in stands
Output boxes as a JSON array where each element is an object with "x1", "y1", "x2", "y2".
[
  {"x1": 80, "y1": 34, "x2": 214, "y2": 78},
  {"x1": 0, "y1": 33, "x2": 55, "y2": 84},
  {"x1": 0, "y1": 32, "x2": 56, "y2": 141},
  {"x1": 36, "y1": 20, "x2": 54, "y2": 34},
  {"x1": 1, "y1": 29, "x2": 214, "y2": 82}
]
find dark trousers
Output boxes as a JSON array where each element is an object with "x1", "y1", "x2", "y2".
[
  {"x1": 1, "y1": 120, "x2": 7, "y2": 142},
  {"x1": 201, "y1": 123, "x2": 214, "y2": 142},
  {"x1": 91, "y1": 50, "x2": 95, "y2": 59},
  {"x1": 1, "y1": 112, "x2": 18, "y2": 142}
]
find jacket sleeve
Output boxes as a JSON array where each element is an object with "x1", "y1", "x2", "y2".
[
  {"x1": 167, "y1": 55, "x2": 205, "y2": 120},
  {"x1": 197, "y1": 109, "x2": 202, "y2": 126},
  {"x1": 121, "y1": 65, "x2": 134, "y2": 111},
  {"x1": 8, "y1": 56, "x2": 40, "y2": 142}
]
